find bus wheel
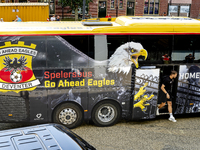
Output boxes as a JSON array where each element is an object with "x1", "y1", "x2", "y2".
[
  {"x1": 53, "y1": 103, "x2": 83, "y2": 129},
  {"x1": 92, "y1": 101, "x2": 121, "y2": 127}
]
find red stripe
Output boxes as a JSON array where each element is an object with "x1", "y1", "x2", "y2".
[{"x1": 0, "y1": 32, "x2": 200, "y2": 36}]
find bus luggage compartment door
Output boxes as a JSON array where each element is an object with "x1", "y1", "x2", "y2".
[
  {"x1": 132, "y1": 68, "x2": 160, "y2": 120},
  {"x1": 0, "y1": 91, "x2": 29, "y2": 122}
]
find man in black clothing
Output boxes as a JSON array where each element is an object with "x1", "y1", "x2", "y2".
[
  {"x1": 156, "y1": 71, "x2": 177, "y2": 122},
  {"x1": 185, "y1": 54, "x2": 195, "y2": 63}
]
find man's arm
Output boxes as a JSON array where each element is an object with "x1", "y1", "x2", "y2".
[{"x1": 161, "y1": 84, "x2": 170, "y2": 99}]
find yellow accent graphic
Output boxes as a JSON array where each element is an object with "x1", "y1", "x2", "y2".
[
  {"x1": 131, "y1": 49, "x2": 148, "y2": 68},
  {"x1": 134, "y1": 82, "x2": 148, "y2": 100},
  {"x1": 0, "y1": 41, "x2": 40, "y2": 93},
  {"x1": 134, "y1": 82, "x2": 154, "y2": 111},
  {"x1": 134, "y1": 94, "x2": 154, "y2": 111}
]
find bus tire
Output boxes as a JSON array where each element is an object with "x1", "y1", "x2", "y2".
[
  {"x1": 92, "y1": 101, "x2": 121, "y2": 127},
  {"x1": 53, "y1": 103, "x2": 83, "y2": 129}
]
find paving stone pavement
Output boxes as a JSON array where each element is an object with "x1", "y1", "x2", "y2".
[
  {"x1": 0, "y1": 114, "x2": 199, "y2": 150},
  {"x1": 72, "y1": 115, "x2": 200, "y2": 150}
]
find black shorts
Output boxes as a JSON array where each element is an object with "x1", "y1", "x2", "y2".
[{"x1": 159, "y1": 91, "x2": 172, "y2": 103}]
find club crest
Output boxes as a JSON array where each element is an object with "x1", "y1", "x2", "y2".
[{"x1": 0, "y1": 41, "x2": 40, "y2": 93}]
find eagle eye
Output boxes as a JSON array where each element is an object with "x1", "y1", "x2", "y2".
[{"x1": 131, "y1": 49, "x2": 136, "y2": 53}]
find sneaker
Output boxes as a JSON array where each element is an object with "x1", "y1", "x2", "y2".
[
  {"x1": 169, "y1": 117, "x2": 177, "y2": 122},
  {"x1": 156, "y1": 108, "x2": 159, "y2": 116}
]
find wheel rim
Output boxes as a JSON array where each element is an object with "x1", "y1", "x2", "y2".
[
  {"x1": 59, "y1": 108, "x2": 77, "y2": 125},
  {"x1": 97, "y1": 106, "x2": 115, "y2": 123}
]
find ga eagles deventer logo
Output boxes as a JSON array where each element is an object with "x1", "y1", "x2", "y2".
[{"x1": 0, "y1": 41, "x2": 40, "y2": 93}]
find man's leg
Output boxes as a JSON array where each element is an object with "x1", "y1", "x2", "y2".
[
  {"x1": 167, "y1": 101, "x2": 177, "y2": 122},
  {"x1": 156, "y1": 102, "x2": 166, "y2": 115},
  {"x1": 158, "y1": 102, "x2": 166, "y2": 109},
  {"x1": 167, "y1": 101, "x2": 172, "y2": 113}
]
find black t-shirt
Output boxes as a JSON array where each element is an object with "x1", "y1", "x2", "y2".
[{"x1": 162, "y1": 76, "x2": 173, "y2": 92}]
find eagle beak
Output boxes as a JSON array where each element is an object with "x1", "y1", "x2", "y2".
[
  {"x1": 139, "y1": 49, "x2": 148, "y2": 60},
  {"x1": 131, "y1": 49, "x2": 148, "y2": 68}
]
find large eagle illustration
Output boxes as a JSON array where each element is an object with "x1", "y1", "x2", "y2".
[
  {"x1": 3, "y1": 56, "x2": 27, "y2": 73},
  {"x1": 108, "y1": 42, "x2": 147, "y2": 74}
]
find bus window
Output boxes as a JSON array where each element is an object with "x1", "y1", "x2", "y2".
[
  {"x1": 20, "y1": 36, "x2": 47, "y2": 68},
  {"x1": 47, "y1": 36, "x2": 91, "y2": 68},
  {"x1": 130, "y1": 35, "x2": 172, "y2": 63},
  {"x1": 61, "y1": 35, "x2": 94, "y2": 59},
  {"x1": 173, "y1": 35, "x2": 200, "y2": 62},
  {"x1": 0, "y1": 36, "x2": 47, "y2": 68},
  {"x1": 47, "y1": 36, "x2": 72, "y2": 68},
  {"x1": 88, "y1": 36, "x2": 94, "y2": 59},
  {"x1": 107, "y1": 35, "x2": 129, "y2": 59}
]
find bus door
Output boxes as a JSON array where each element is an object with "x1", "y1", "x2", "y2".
[
  {"x1": 156, "y1": 65, "x2": 179, "y2": 115},
  {"x1": 132, "y1": 68, "x2": 160, "y2": 119}
]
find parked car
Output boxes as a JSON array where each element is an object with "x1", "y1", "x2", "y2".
[{"x1": 0, "y1": 123, "x2": 96, "y2": 150}]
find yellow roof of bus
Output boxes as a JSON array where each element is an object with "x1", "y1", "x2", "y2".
[{"x1": 0, "y1": 16, "x2": 200, "y2": 35}]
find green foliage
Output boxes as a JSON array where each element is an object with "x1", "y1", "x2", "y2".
[
  {"x1": 57, "y1": 0, "x2": 93, "y2": 20},
  {"x1": 58, "y1": 0, "x2": 93, "y2": 10},
  {"x1": 57, "y1": 0, "x2": 68, "y2": 8}
]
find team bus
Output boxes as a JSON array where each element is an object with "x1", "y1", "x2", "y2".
[{"x1": 0, "y1": 16, "x2": 200, "y2": 128}]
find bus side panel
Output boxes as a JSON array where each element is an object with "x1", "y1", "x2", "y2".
[
  {"x1": 132, "y1": 68, "x2": 160, "y2": 120},
  {"x1": 39, "y1": 68, "x2": 89, "y2": 120},
  {"x1": 175, "y1": 65, "x2": 200, "y2": 114},
  {"x1": 47, "y1": 88, "x2": 88, "y2": 116},
  {"x1": 29, "y1": 69, "x2": 48, "y2": 123},
  {"x1": 87, "y1": 66, "x2": 133, "y2": 120},
  {"x1": 29, "y1": 89, "x2": 48, "y2": 122}
]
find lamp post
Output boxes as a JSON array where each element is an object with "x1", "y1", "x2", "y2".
[
  {"x1": 116, "y1": 0, "x2": 118, "y2": 17},
  {"x1": 82, "y1": 0, "x2": 86, "y2": 19}
]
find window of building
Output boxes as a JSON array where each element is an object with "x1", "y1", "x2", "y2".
[
  {"x1": 144, "y1": 0, "x2": 159, "y2": 15},
  {"x1": 119, "y1": 0, "x2": 123, "y2": 9},
  {"x1": 38, "y1": 0, "x2": 48, "y2": 2},
  {"x1": 19, "y1": 0, "x2": 27, "y2": 2},
  {"x1": 111, "y1": 0, "x2": 115, "y2": 9},
  {"x1": 168, "y1": 5, "x2": 190, "y2": 17},
  {"x1": 49, "y1": 0, "x2": 55, "y2": 14},
  {"x1": 72, "y1": 6, "x2": 88, "y2": 14}
]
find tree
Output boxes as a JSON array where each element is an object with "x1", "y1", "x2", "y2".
[
  {"x1": 58, "y1": 0, "x2": 93, "y2": 21},
  {"x1": 57, "y1": 0, "x2": 68, "y2": 19}
]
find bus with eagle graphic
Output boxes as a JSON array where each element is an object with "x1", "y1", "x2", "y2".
[{"x1": 0, "y1": 16, "x2": 199, "y2": 128}]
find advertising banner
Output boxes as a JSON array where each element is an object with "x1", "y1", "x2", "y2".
[
  {"x1": 175, "y1": 65, "x2": 200, "y2": 114},
  {"x1": 0, "y1": 35, "x2": 148, "y2": 122}
]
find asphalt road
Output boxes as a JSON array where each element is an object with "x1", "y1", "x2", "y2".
[{"x1": 0, "y1": 114, "x2": 200, "y2": 150}]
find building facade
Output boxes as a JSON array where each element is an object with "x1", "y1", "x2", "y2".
[
  {"x1": 88, "y1": 0, "x2": 200, "y2": 18},
  {"x1": 0, "y1": 0, "x2": 200, "y2": 19}
]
